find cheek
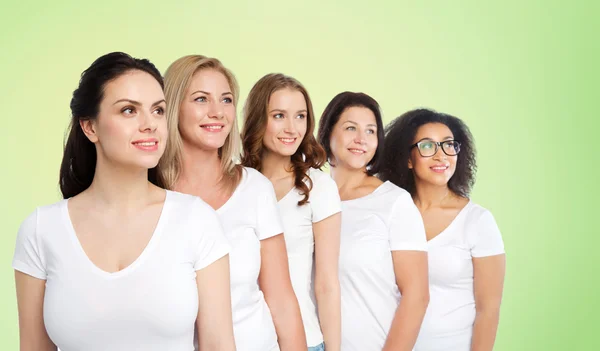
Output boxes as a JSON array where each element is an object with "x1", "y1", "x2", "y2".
[
  {"x1": 180, "y1": 103, "x2": 203, "y2": 125},
  {"x1": 264, "y1": 120, "x2": 280, "y2": 140}
]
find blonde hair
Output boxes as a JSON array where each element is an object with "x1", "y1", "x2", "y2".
[{"x1": 158, "y1": 55, "x2": 242, "y2": 190}]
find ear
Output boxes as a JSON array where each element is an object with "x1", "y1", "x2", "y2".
[
  {"x1": 80, "y1": 119, "x2": 99, "y2": 143},
  {"x1": 408, "y1": 156, "x2": 413, "y2": 169}
]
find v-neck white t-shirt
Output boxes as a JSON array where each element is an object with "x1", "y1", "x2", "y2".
[
  {"x1": 339, "y1": 181, "x2": 428, "y2": 351},
  {"x1": 12, "y1": 190, "x2": 230, "y2": 351},
  {"x1": 215, "y1": 167, "x2": 284, "y2": 351},
  {"x1": 414, "y1": 201, "x2": 505, "y2": 351},
  {"x1": 277, "y1": 168, "x2": 341, "y2": 347}
]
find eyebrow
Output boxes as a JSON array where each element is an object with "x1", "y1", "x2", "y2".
[
  {"x1": 268, "y1": 109, "x2": 308, "y2": 113},
  {"x1": 113, "y1": 99, "x2": 165, "y2": 106},
  {"x1": 418, "y1": 136, "x2": 454, "y2": 142},
  {"x1": 343, "y1": 120, "x2": 377, "y2": 128},
  {"x1": 190, "y1": 90, "x2": 233, "y2": 96}
]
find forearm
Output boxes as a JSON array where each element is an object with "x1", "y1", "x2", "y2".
[
  {"x1": 471, "y1": 309, "x2": 500, "y2": 351},
  {"x1": 315, "y1": 280, "x2": 341, "y2": 351},
  {"x1": 268, "y1": 292, "x2": 307, "y2": 351},
  {"x1": 382, "y1": 293, "x2": 429, "y2": 351}
]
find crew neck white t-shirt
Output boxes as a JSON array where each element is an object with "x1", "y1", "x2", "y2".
[
  {"x1": 215, "y1": 167, "x2": 284, "y2": 351},
  {"x1": 414, "y1": 201, "x2": 505, "y2": 351},
  {"x1": 12, "y1": 190, "x2": 230, "y2": 351},
  {"x1": 277, "y1": 168, "x2": 341, "y2": 347},
  {"x1": 339, "y1": 181, "x2": 427, "y2": 351}
]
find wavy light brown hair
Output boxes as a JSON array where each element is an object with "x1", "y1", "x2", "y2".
[
  {"x1": 158, "y1": 55, "x2": 242, "y2": 191},
  {"x1": 241, "y1": 73, "x2": 326, "y2": 206}
]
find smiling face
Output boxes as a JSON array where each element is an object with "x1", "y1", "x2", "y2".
[
  {"x1": 81, "y1": 69, "x2": 167, "y2": 170},
  {"x1": 262, "y1": 88, "x2": 308, "y2": 157},
  {"x1": 178, "y1": 69, "x2": 236, "y2": 152},
  {"x1": 328, "y1": 106, "x2": 378, "y2": 171},
  {"x1": 409, "y1": 122, "x2": 458, "y2": 187}
]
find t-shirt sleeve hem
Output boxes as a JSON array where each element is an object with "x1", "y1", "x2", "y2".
[
  {"x1": 193, "y1": 244, "x2": 231, "y2": 271},
  {"x1": 258, "y1": 230, "x2": 283, "y2": 241},
  {"x1": 472, "y1": 248, "x2": 506, "y2": 258},
  {"x1": 312, "y1": 207, "x2": 341, "y2": 224},
  {"x1": 12, "y1": 260, "x2": 46, "y2": 280}
]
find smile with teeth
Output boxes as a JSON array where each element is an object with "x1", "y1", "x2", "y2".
[
  {"x1": 279, "y1": 137, "x2": 297, "y2": 145},
  {"x1": 201, "y1": 125, "x2": 224, "y2": 131},
  {"x1": 133, "y1": 141, "x2": 157, "y2": 146},
  {"x1": 348, "y1": 148, "x2": 366, "y2": 155},
  {"x1": 431, "y1": 165, "x2": 449, "y2": 173}
]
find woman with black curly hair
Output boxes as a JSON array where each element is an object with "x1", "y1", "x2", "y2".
[{"x1": 379, "y1": 109, "x2": 506, "y2": 351}]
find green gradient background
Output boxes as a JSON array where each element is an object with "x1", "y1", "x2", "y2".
[{"x1": 0, "y1": 1, "x2": 597, "y2": 349}]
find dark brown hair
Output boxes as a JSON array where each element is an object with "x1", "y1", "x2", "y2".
[
  {"x1": 241, "y1": 73, "x2": 326, "y2": 206},
  {"x1": 59, "y1": 52, "x2": 164, "y2": 199},
  {"x1": 378, "y1": 108, "x2": 477, "y2": 197},
  {"x1": 317, "y1": 91, "x2": 385, "y2": 176}
]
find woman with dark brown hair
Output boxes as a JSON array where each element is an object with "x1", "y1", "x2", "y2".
[{"x1": 242, "y1": 73, "x2": 341, "y2": 351}]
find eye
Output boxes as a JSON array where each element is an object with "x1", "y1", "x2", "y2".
[
  {"x1": 153, "y1": 107, "x2": 165, "y2": 115},
  {"x1": 122, "y1": 107, "x2": 135, "y2": 115},
  {"x1": 222, "y1": 96, "x2": 233, "y2": 104},
  {"x1": 420, "y1": 141, "x2": 435, "y2": 150},
  {"x1": 345, "y1": 126, "x2": 356, "y2": 131},
  {"x1": 273, "y1": 113, "x2": 284, "y2": 119},
  {"x1": 296, "y1": 114, "x2": 306, "y2": 119},
  {"x1": 194, "y1": 96, "x2": 207, "y2": 103},
  {"x1": 366, "y1": 128, "x2": 375, "y2": 134}
]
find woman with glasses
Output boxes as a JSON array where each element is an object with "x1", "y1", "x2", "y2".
[{"x1": 379, "y1": 109, "x2": 506, "y2": 351}]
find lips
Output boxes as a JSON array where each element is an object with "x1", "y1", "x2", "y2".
[
  {"x1": 132, "y1": 138, "x2": 159, "y2": 151},
  {"x1": 430, "y1": 164, "x2": 449, "y2": 173},
  {"x1": 278, "y1": 137, "x2": 297, "y2": 145},
  {"x1": 348, "y1": 148, "x2": 366, "y2": 155},
  {"x1": 200, "y1": 123, "x2": 225, "y2": 132}
]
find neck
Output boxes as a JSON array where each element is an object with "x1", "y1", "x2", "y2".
[
  {"x1": 261, "y1": 150, "x2": 293, "y2": 180},
  {"x1": 178, "y1": 141, "x2": 222, "y2": 189},
  {"x1": 330, "y1": 165, "x2": 369, "y2": 191},
  {"x1": 86, "y1": 156, "x2": 153, "y2": 208},
  {"x1": 413, "y1": 181, "x2": 453, "y2": 209}
]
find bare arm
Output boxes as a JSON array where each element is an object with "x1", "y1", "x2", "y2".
[
  {"x1": 471, "y1": 254, "x2": 506, "y2": 351},
  {"x1": 313, "y1": 213, "x2": 341, "y2": 351},
  {"x1": 15, "y1": 271, "x2": 56, "y2": 351},
  {"x1": 196, "y1": 255, "x2": 236, "y2": 351},
  {"x1": 259, "y1": 234, "x2": 307, "y2": 351},
  {"x1": 382, "y1": 251, "x2": 429, "y2": 351}
]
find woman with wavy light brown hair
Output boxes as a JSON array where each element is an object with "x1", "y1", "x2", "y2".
[
  {"x1": 242, "y1": 73, "x2": 342, "y2": 351},
  {"x1": 158, "y1": 57, "x2": 306, "y2": 351}
]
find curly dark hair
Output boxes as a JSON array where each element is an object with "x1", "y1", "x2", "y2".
[
  {"x1": 379, "y1": 108, "x2": 477, "y2": 197},
  {"x1": 241, "y1": 73, "x2": 326, "y2": 206},
  {"x1": 317, "y1": 92, "x2": 385, "y2": 176}
]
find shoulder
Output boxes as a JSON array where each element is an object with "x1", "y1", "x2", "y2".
[
  {"x1": 463, "y1": 202, "x2": 496, "y2": 225},
  {"x1": 381, "y1": 181, "x2": 413, "y2": 204},
  {"x1": 166, "y1": 190, "x2": 216, "y2": 217},
  {"x1": 242, "y1": 167, "x2": 274, "y2": 191},
  {"x1": 308, "y1": 168, "x2": 336, "y2": 187}
]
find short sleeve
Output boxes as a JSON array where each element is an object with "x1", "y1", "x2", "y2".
[
  {"x1": 388, "y1": 192, "x2": 428, "y2": 252},
  {"x1": 469, "y1": 210, "x2": 505, "y2": 258},
  {"x1": 190, "y1": 200, "x2": 231, "y2": 271},
  {"x1": 12, "y1": 209, "x2": 47, "y2": 280},
  {"x1": 310, "y1": 171, "x2": 342, "y2": 223},
  {"x1": 255, "y1": 180, "x2": 284, "y2": 241}
]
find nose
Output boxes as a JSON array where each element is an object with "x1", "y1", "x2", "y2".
[
  {"x1": 208, "y1": 101, "x2": 224, "y2": 119},
  {"x1": 354, "y1": 130, "x2": 367, "y2": 144},
  {"x1": 432, "y1": 143, "x2": 447, "y2": 160},
  {"x1": 140, "y1": 110, "x2": 157, "y2": 132},
  {"x1": 283, "y1": 117, "x2": 297, "y2": 134}
]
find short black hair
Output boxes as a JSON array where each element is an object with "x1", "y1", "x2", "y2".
[
  {"x1": 317, "y1": 91, "x2": 385, "y2": 176},
  {"x1": 379, "y1": 108, "x2": 477, "y2": 197}
]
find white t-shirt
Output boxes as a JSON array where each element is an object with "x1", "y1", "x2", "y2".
[
  {"x1": 277, "y1": 168, "x2": 341, "y2": 347},
  {"x1": 216, "y1": 167, "x2": 284, "y2": 351},
  {"x1": 12, "y1": 190, "x2": 230, "y2": 351},
  {"x1": 414, "y1": 201, "x2": 505, "y2": 351},
  {"x1": 339, "y1": 181, "x2": 428, "y2": 351}
]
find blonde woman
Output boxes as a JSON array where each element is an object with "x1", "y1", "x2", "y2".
[
  {"x1": 241, "y1": 73, "x2": 341, "y2": 351},
  {"x1": 158, "y1": 55, "x2": 307, "y2": 351}
]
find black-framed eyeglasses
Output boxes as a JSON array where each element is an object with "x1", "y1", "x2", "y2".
[{"x1": 410, "y1": 140, "x2": 461, "y2": 157}]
